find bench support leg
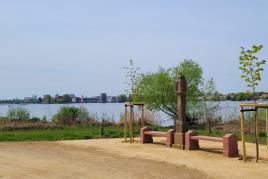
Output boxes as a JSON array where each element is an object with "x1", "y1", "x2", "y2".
[
  {"x1": 167, "y1": 129, "x2": 175, "y2": 147},
  {"x1": 185, "y1": 130, "x2": 199, "y2": 150},
  {"x1": 223, "y1": 134, "x2": 239, "y2": 157},
  {"x1": 140, "y1": 127, "x2": 153, "y2": 144}
]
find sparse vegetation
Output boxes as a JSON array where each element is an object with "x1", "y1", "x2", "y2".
[{"x1": 7, "y1": 107, "x2": 30, "y2": 121}]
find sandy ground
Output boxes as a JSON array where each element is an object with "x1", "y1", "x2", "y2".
[{"x1": 0, "y1": 138, "x2": 268, "y2": 179}]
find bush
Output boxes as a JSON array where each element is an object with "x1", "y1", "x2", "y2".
[
  {"x1": 6, "y1": 107, "x2": 30, "y2": 120},
  {"x1": 53, "y1": 106, "x2": 90, "y2": 125},
  {"x1": 29, "y1": 117, "x2": 41, "y2": 122}
]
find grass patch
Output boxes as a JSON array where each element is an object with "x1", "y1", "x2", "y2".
[
  {"x1": 0, "y1": 125, "x2": 123, "y2": 141},
  {"x1": 0, "y1": 124, "x2": 266, "y2": 144}
]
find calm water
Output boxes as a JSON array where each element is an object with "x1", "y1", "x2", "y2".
[{"x1": 0, "y1": 101, "x2": 266, "y2": 126}]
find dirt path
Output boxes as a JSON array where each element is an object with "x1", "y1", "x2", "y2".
[
  {"x1": 0, "y1": 140, "x2": 207, "y2": 179},
  {"x1": 0, "y1": 138, "x2": 268, "y2": 178}
]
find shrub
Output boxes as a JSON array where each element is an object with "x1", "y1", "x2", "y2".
[
  {"x1": 76, "y1": 106, "x2": 90, "y2": 122},
  {"x1": 29, "y1": 117, "x2": 41, "y2": 122},
  {"x1": 6, "y1": 107, "x2": 30, "y2": 120},
  {"x1": 53, "y1": 106, "x2": 90, "y2": 125}
]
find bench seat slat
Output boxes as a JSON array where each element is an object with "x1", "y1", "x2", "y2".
[
  {"x1": 191, "y1": 135, "x2": 223, "y2": 142},
  {"x1": 144, "y1": 131, "x2": 167, "y2": 137}
]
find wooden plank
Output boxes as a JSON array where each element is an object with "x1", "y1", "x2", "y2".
[
  {"x1": 240, "y1": 103, "x2": 268, "y2": 107},
  {"x1": 125, "y1": 102, "x2": 145, "y2": 106},
  {"x1": 144, "y1": 131, "x2": 167, "y2": 137},
  {"x1": 191, "y1": 136, "x2": 223, "y2": 142},
  {"x1": 240, "y1": 107, "x2": 246, "y2": 162}
]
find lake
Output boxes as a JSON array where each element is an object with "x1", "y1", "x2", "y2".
[{"x1": 0, "y1": 101, "x2": 266, "y2": 126}]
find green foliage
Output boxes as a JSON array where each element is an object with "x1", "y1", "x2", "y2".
[
  {"x1": 117, "y1": 94, "x2": 128, "y2": 103},
  {"x1": 201, "y1": 79, "x2": 220, "y2": 133},
  {"x1": 62, "y1": 94, "x2": 72, "y2": 103},
  {"x1": 53, "y1": 106, "x2": 90, "y2": 125},
  {"x1": 239, "y1": 45, "x2": 266, "y2": 99},
  {"x1": 133, "y1": 59, "x2": 203, "y2": 126},
  {"x1": 6, "y1": 107, "x2": 30, "y2": 120},
  {"x1": 43, "y1": 95, "x2": 52, "y2": 104}
]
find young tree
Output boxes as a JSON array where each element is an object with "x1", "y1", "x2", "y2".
[
  {"x1": 239, "y1": 45, "x2": 266, "y2": 101},
  {"x1": 123, "y1": 59, "x2": 140, "y2": 101},
  {"x1": 201, "y1": 78, "x2": 220, "y2": 133},
  {"x1": 133, "y1": 59, "x2": 203, "y2": 127}
]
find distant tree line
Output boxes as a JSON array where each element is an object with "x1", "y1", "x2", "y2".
[
  {"x1": 198, "y1": 91, "x2": 268, "y2": 101},
  {"x1": 0, "y1": 94, "x2": 130, "y2": 104},
  {"x1": 224, "y1": 92, "x2": 268, "y2": 101}
]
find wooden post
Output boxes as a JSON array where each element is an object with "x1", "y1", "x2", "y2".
[
  {"x1": 240, "y1": 107, "x2": 246, "y2": 162},
  {"x1": 124, "y1": 105, "x2": 127, "y2": 142},
  {"x1": 266, "y1": 108, "x2": 268, "y2": 158},
  {"x1": 132, "y1": 107, "x2": 135, "y2": 142},
  {"x1": 129, "y1": 105, "x2": 133, "y2": 144},
  {"x1": 142, "y1": 105, "x2": 145, "y2": 128},
  {"x1": 255, "y1": 108, "x2": 259, "y2": 162}
]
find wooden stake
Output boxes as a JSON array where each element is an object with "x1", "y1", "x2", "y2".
[
  {"x1": 124, "y1": 105, "x2": 127, "y2": 143},
  {"x1": 129, "y1": 106, "x2": 133, "y2": 144},
  {"x1": 240, "y1": 107, "x2": 246, "y2": 162},
  {"x1": 266, "y1": 108, "x2": 268, "y2": 158},
  {"x1": 142, "y1": 105, "x2": 145, "y2": 128},
  {"x1": 255, "y1": 108, "x2": 259, "y2": 162},
  {"x1": 132, "y1": 107, "x2": 135, "y2": 142}
]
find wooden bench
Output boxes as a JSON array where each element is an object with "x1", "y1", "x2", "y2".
[
  {"x1": 140, "y1": 127, "x2": 175, "y2": 147},
  {"x1": 185, "y1": 130, "x2": 239, "y2": 157}
]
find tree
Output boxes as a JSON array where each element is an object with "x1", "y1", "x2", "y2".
[
  {"x1": 133, "y1": 59, "x2": 203, "y2": 127},
  {"x1": 201, "y1": 79, "x2": 220, "y2": 133},
  {"x1": 43, "y1": 95, "x2": 51, "y2": 104},
  {"x1": 63, "y1": 94, "x2": 72, "y2": 103},
  {"x1": 239, "y1": 45, "x2": 266, "y2": 101},
  {"x1": 117, "y1": 94, "x2": 127, "y2": 103},
  {"x1": 124, "y1": 59, "x2": 140, "y2": 101}
]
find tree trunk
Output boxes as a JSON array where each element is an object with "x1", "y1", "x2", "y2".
[{"x1": 207, "y1": 118, "x2": 211, "y2": 134}]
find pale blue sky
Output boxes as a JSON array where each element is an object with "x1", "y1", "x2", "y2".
[{"x1": 0, "y1": 0, "x2": 268, "y2": 99}]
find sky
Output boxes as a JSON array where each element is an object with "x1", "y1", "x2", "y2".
[{"x1": 0, "y1": 0, "x2": 268, "y2": 99}]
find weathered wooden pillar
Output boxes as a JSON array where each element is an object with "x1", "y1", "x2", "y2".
[{"x1": 174, "y1": 74, "x2": 187, "y2": 149}]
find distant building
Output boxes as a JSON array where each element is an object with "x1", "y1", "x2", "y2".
[
  {"x1": 72, "y1": 97, "x2": 82, "y2": 103},
  {"x1": 101, "y1": 93, "x2": 107, "y2": 103},
  {"x1": 107, "y1": 96, "x2": 113, "y2": 103},
  {"x1": 84, "y1": 96, "x2": 99, "y2": 103},
  {"x1": 24, "y1": 97, "x2": 32, "y2": 103},
  {"x1": 32, "y1": 95, "x2": 38, "y2": 103},
  {"x1": 81, "y1": 95, "x2": 85, "y2": 103},
  {"x1": 72, "y1": 97, "x2": 77, "y2": 103},
  {"x1": 111, "y1": 96, "x2": 118, "y2": 103}
]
